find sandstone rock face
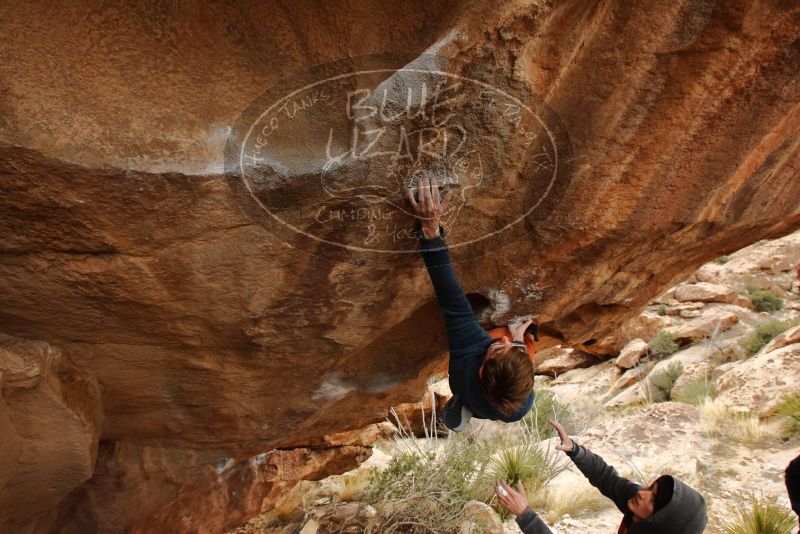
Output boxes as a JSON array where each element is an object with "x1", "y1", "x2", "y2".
[
  {"x1": 55, "y1": 443, "x2": 372, "y2": 534},
  {"x1": 1, "y1": 0, "x2": 799, "y2": 531},
  {"x1": 695, "y1": 232, "x2": 800, "y2": 294},
  {"x1": 389, "y1": 389, "x2": 449, "y2": 438},
  {"x1": 548, "y1": 360, "x2": 619, "y2": 405},
  {"x1": 761, "y1": 324, "x2": 800, "y2": 354},
  {"x1": 716, "y1": 343, "x2": 800, "y2": 417},
  {"x1": 611, "y1": 363, "x2": 653, "y2": 391},
  {"x1": 0, "y1": 335, "x2": 102, "y2": 534},
  {"x1": 674, "y1": 283, "x2": 737, "y2": 304}
]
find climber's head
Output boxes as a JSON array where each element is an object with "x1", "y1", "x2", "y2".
[
  {"x1": 478, "y1": 336, "x2": 533, "y2": 416},
  {"x1": 627, "y1": 475, "x2": 707, "y2": 533}
]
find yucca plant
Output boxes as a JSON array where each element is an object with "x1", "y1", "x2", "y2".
[
  {"x1": 485, "y1": 443, "x2": 565, "y2": 519},
  {"x1": 719, "y1": 493, "x2": 794, "y2": 534},
  {"x1": 487, "y1": 445, "x2": 539, "y2": 487}
]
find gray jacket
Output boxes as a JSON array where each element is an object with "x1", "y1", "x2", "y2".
[{"x1": 515, "y1": 442, "x2": 707, "y2": 533}]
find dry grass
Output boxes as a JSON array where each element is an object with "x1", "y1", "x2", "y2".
[
  {"x1": 698, "y1": 398, "x2": 763, "y2": 444},
  {"x1": 529, "y1": 478, "x2": 611, "y2": 524},
  {"x1": 338, "y1": 469, "x2": 373, "y2": 502}
]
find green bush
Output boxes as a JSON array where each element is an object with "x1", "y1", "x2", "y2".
[
  {"x1": 740, "y1": 320, "x2": 792, "y2": 355},
  {"x1": 647, "y1": 331, "x2": 679, "y2": 359},
  {"x1": 649, "y1": 362, "x2": 683, "y2": 402},
  {"x1": 523, "y1": 389, "x2": 572, "y2": 440},
  {"x1": 720, "y1": 493, "x2": 795, "y2": 534},
  {"x1": 365, "y1": 438, "x2": 491, "y2": 532},
  {"x1": 655, "y1": 304, "x2": 667, "y2": 316},
  {"x1": 776, "y1": 391, "x2": 800, "y2": 438},
  {"x1": 714, "y1": 255, "x2": 731, "y2": 265},
  {"x1": 673, "y1": 378, "x2": 716, "y2": 406},
  {"x1": 749, "y1": 289, "x2": 783, "y2": 312}
]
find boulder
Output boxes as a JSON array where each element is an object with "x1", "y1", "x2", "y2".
[
  {"x1": 0, "y1": 335, "x2": 102, "y2": 534},
  {"x1": 674, "y1": 283, "x2": 737, "y2": 304},
  {"x1": 549, "y1": 361, "x2": 619, "y2": 404},
  {"x1": 590, "y1": 312, "x2": 673, "y2": 356},
  {"x1": 665, "y1": 302, "x2": 705, "y2": 316},
  {"x1": 671, "y1": 362, "x2": 713, "y2": 400},
  {"x1": 389, "y1": 390, "x2": 449, "y2": 437},
  {"x1": 534, "y1": 345, "x2": 572, "y2": 368},
  {"x1": 323, "y1": 422, "x2": 397, "y2": 447},
  {"x1": 615, "y1": 339, "x2": 649, "y2": 369},
  {"x1": 611, "y1": 362, "x2": 654, "y2": 391},
  {"x1": 604, "y1": 383, "x2": 651, "y2": 408},
  {"x1": 761, "y1": 324, "x2": 800, "y2": 354},
  {"x1": 712, "y1": 361, "x2": 740, "y2": 382},
  {"x1": 299, "y1": 519, "x2": 320, "y2": 534},
  {"x1": 663, "y1": 309, "x2": 739, "y2": 344},
  {"x1": 695, "y1": 264, "x2": 723, "y2": 283},
  {"x1": 0, "y1": 0, "x2": 799, "y2": 530},
  {"x1": 536, "y1": 350, "x2": 597, "y2": 378},
  {"x1": 716, "y1": 344, "x2": 800, "y2": 417},
  {"x1": 459, "y1": 501, "x2": 503, "y2": 534}
]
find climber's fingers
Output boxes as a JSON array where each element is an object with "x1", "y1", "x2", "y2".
[
  {"x1": 441, "y1": 189, "x2": 454, "y2": 212},
  {"x1": 407, "y1": 183, "x2": 419, "y2": 210},
  {"x1": 431, "y1": 179, "x2": 441, "y2": 211}
]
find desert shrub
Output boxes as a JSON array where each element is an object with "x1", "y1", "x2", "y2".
[
  {"x1": 523, "y1": 389, "x2": 573, "y2": 440},
  {"x1": 674, "y1": 378, "x2": 716, "y2": 406},
  {"x1": 720, "y1": 493, "x2": 795, "y2": 534},
  {"x1": 698, "y1": 398, "x2": 762, "y2": 444},
  {"x1": 365, "y1": 438, "x2": 490, "y2": 533},
  {"x1": 740, "y1": 320, "x2": 792, "y2": 355},
  {"x1": 776, "y1": 391, "x2": 800, "y2": 438},
  {"x1": 365, "y1": 424, "x2": 566, "y2": 532},
  {"x1": 649, "y1": 362, "x2": 684, "y2": 402},
  {"x1": 749, "y1": 289, "x2": 783, "y2": 312},
  {"x1": 647, "y1": 331, "x2": 679, "y2": 359},
  {"x1": 655, "y1": 304, "x2": 667, "y2": 316},
  {"x1": 714, "y1": 255, "x2": 731, "y2": 265}
]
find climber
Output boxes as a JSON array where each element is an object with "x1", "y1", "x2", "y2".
[
  {"x1": 786, "y1": 454, "x2": 800, "y2": 528},
  {"x1": 495, "y1": 419, "x2": 708, "y2": 534},
  {"x1": 407, "y1": 176, "x2": 535, "y2": 432}
]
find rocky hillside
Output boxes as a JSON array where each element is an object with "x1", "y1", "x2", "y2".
[
  {"x1": 235, "y1": 231, "x2": 800, "y2": 533},
  {"x1": 1, "y1": 1, "x2": 799, "y2": 532}
]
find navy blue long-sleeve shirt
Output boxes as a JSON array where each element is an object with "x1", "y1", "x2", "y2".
[{"x1": 419, "y1": 229, "x2": 533, "y2": 422}]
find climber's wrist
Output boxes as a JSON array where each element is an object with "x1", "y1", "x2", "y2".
[{"x1": 421, "y1": 222, "x2": 441, "y2": 239}]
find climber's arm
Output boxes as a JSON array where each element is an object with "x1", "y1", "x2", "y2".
[
  {"x1": 419, "y1": 230, "x2": 492, "y2": 351},
  {"x1": 409, "y1": 177, "x2": 491, "y2": 353},
  {"x1": 495, "y1": 481, "x2": 553, "y2": 534},
  {"x1": 566, "y1": 443, "x2": 640, "y2": 514},
  {"x1": 550, "y1": 419, "x2": 639, "y2": 514}
]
